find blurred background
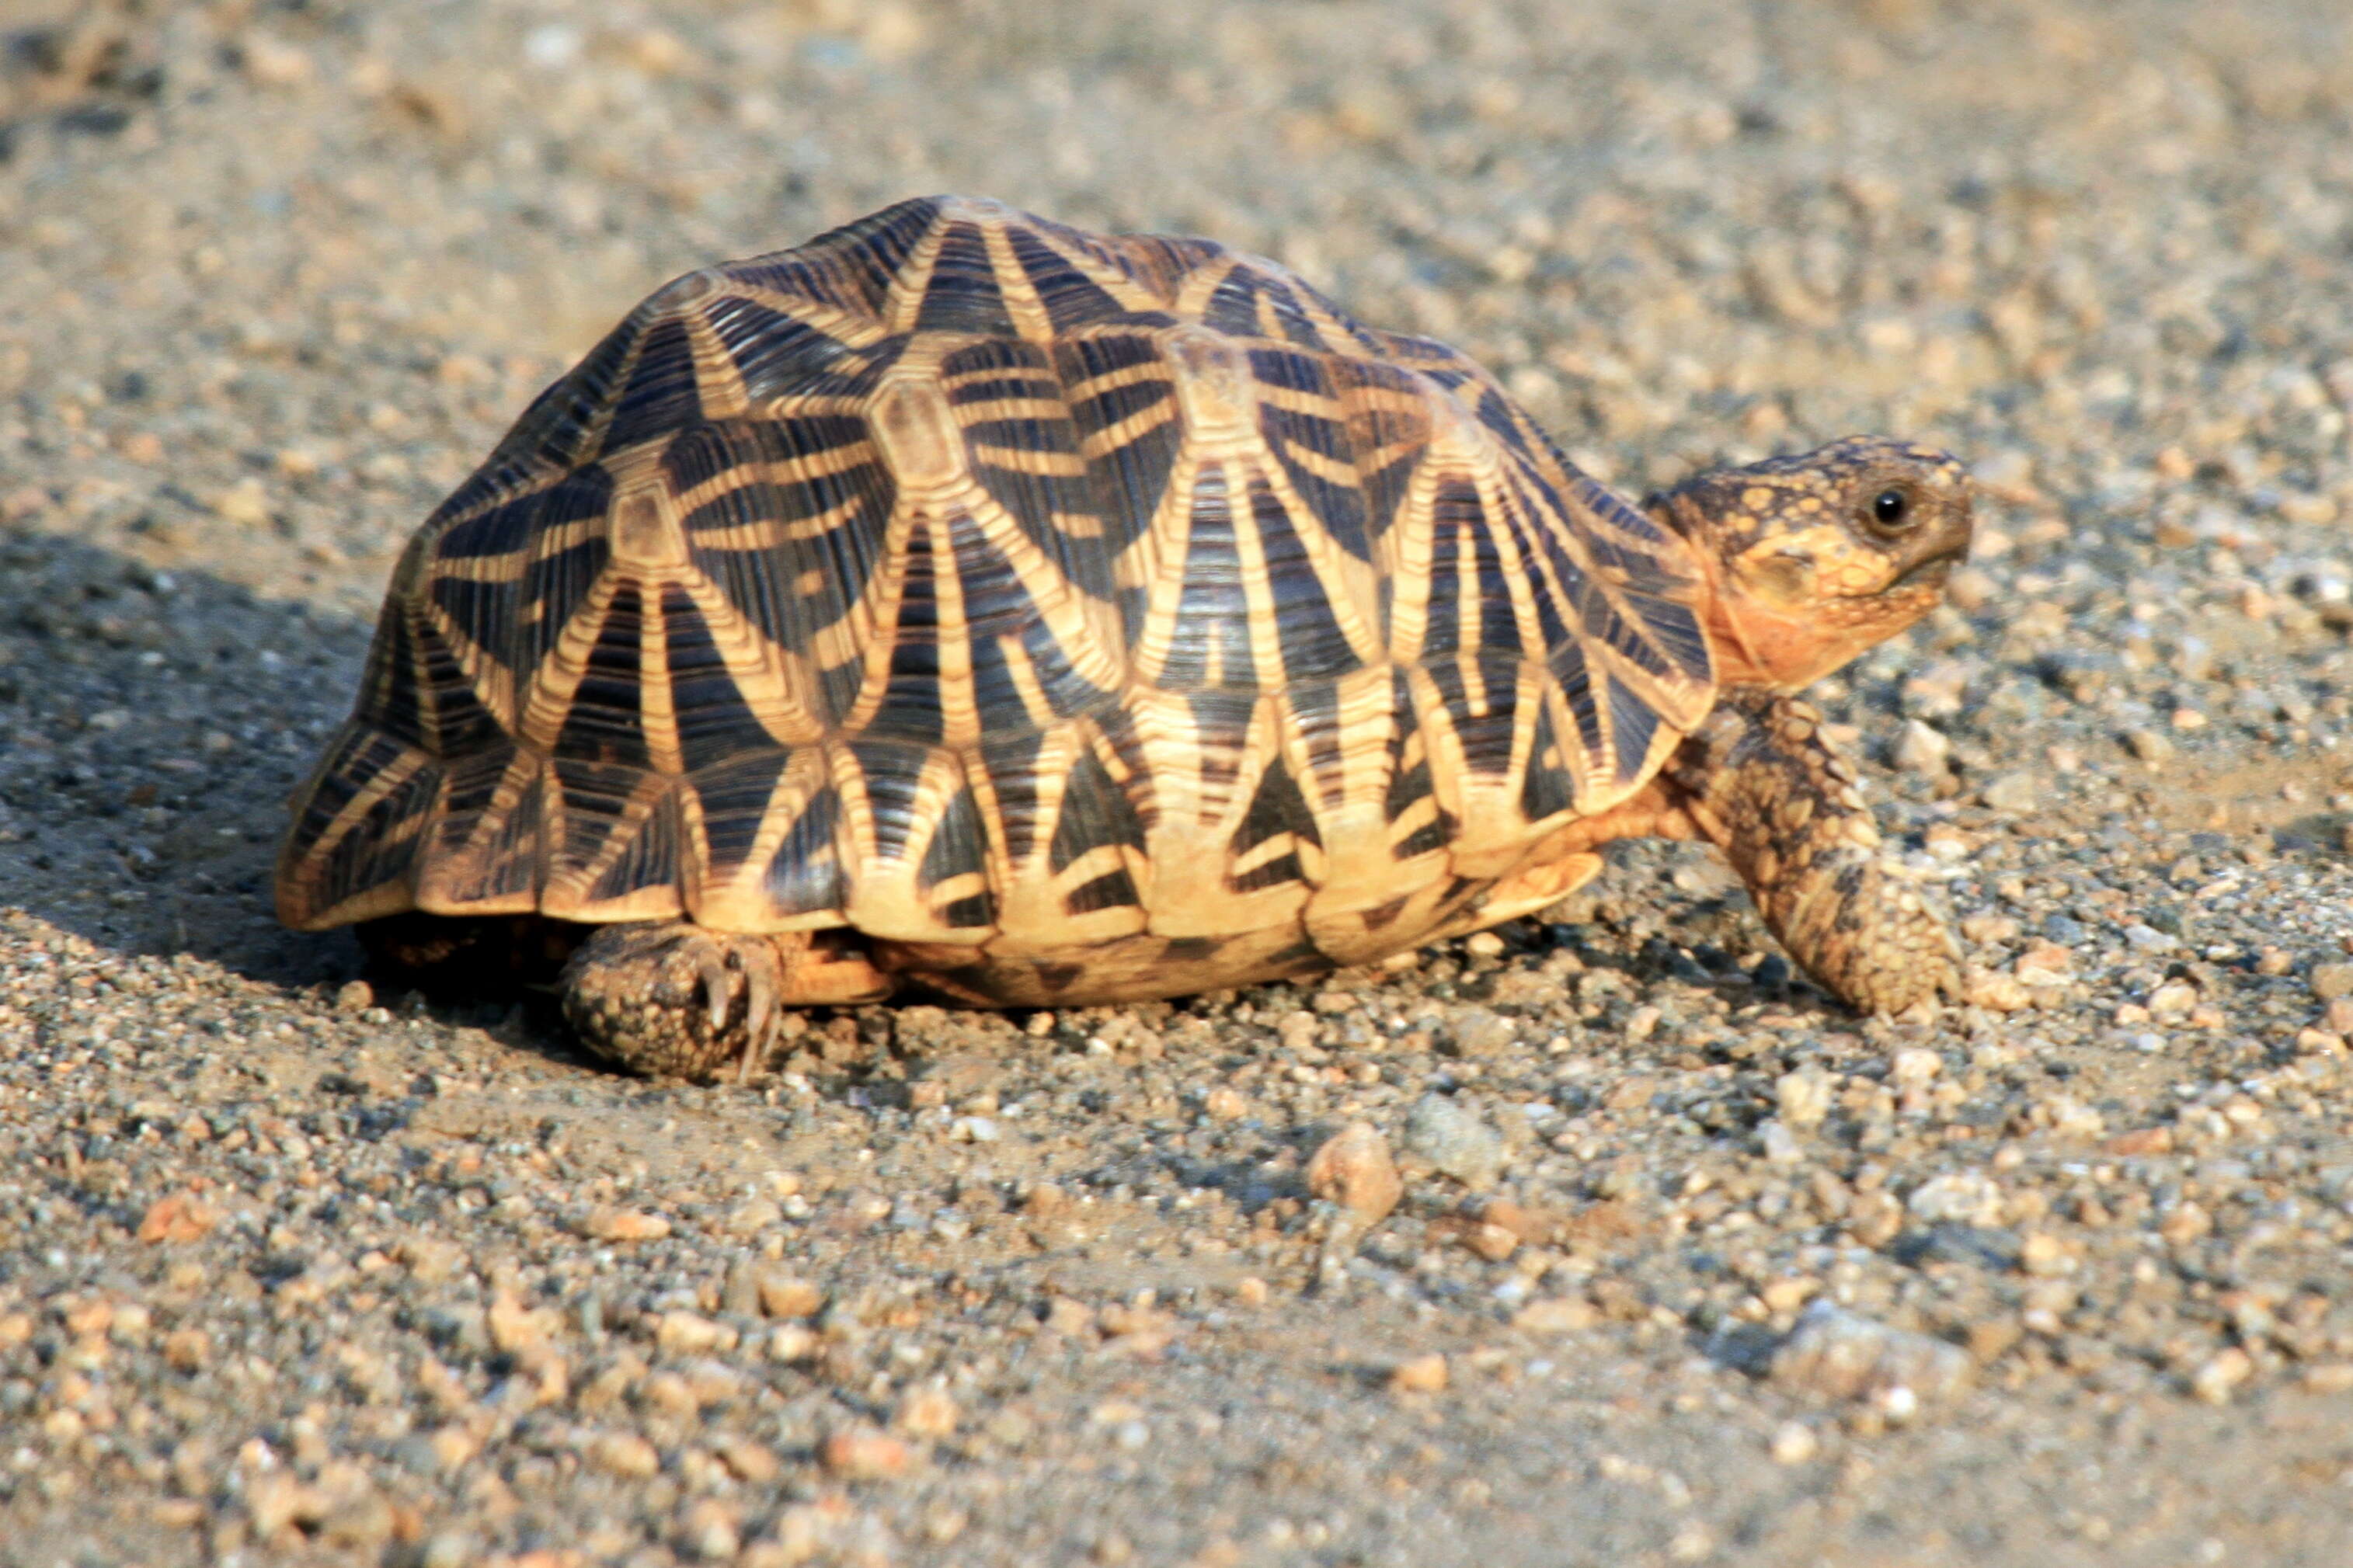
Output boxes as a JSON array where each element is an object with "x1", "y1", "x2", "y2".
[{"x1": 9, "y1": 0, "x2": 2353, "y2": 624}]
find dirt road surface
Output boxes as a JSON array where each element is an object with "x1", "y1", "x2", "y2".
[{"x1": 3, "y1": 2, "x2": 2352, "y2": 1564}]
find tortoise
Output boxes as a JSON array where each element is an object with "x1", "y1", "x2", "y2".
[{"x1": 277, "y1": 194, "x2": 1973, "y2": 1080}]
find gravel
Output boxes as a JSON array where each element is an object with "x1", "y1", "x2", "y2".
[{"x1": 6, "y1": 1, "x2": 2353, "y2": 1565}]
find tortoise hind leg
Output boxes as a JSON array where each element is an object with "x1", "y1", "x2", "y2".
[
  {"x1": 1668, "y1": 691, "x2": 1959, "y2": 1014},
  {"x1": 561, "y1": 923, "x2": 894, "y2": 1082}
]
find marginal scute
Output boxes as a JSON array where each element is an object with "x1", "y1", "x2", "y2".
[{"x1": 277, "y1": 195, "x2": 1738, "y2": 1007}]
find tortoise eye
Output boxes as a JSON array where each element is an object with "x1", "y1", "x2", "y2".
[{"x1": 1870, "y1": 488, "x2": 1913, "y2": 530}]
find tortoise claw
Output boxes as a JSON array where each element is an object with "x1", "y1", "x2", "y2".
[
  {"x1": 736, "y1": 951, "x2": 779, "y2": 1084},
  {"x1": 698, "y1": 951, "x2": 733, "y2": 1034},
  {"x1": 563, "y1": 923, "x2": 787, "y2": 1081}
]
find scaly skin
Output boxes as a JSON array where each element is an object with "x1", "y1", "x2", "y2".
[
  {"x1": 1664, "y1": 690, "x2": 1960, "y2": 1013},
  {"x1": 562, "y1": 926, "x2": 893, "y2": 1081}
]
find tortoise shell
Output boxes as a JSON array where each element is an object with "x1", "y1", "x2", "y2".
[{"x1": 277, "y1": 195, "x2": 1719, "y2": 1003}]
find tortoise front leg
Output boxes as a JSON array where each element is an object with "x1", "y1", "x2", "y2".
[
  {"x1": 561, "y1": 923, "x2": 894, "y2": 1081},
  {"x1": 1666, "y1": 691, "x2": 1959, "y2": 1014}
]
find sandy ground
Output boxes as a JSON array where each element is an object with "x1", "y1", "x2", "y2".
[{"x1": 5, "y1": 1, "x2": 2353, "y2": 1564}]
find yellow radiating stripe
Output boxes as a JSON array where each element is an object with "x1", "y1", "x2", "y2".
[
  {"x1": 426, "y1": 463, "x2": 567, "y2": 530},
  {"x1": 925, "y1": 396, "x2": 1133, "y2": 696},
  {"x1": 543, "y1": 772, "x2": 675, "y2": 913},
  {"x1": 684, "y1": 487, "x2": 874, "y2": 553},
  {"x1": 576, "y1": 315, "x2": 656, "y2": 457},
  {"x1": 1252, "y1": 380, "x2": 1347, "y2": 417},
  {"x1": 882, "y1": 210, "x2": 954, "y2": 337},
  {"x1": 637, "y1": 578, "x2": 684, "y2": 777},
  {"x1": 1124, "y1": 447, "x2": 1210, "y2": 687},
  {"x1": 667, "y1": 436, "x2": 882, "y2": 518},
  {"x1": 828, "y1": 499, "x2": 924, "y2": 738},
  {"x1": 982, "y1": 217, "x2": 1058, "y2": 346},
  {"x1": 426, "y1": 748, "x2": 549, "y2": 914},
  {"x1": 1460, "y1": 463, "x2": 1550, "y2": 669},
  {"x1": 1168, "y1": 252, "x2": 1243, "y2": 321},
  {"x1": 514, "y1": 568, "x2": 624, "y2": 753},
  {"x1": 944, "y1": 394, "x2": 1067, "y2": 420},
  {"x1": 683, "y1": 746, "x2": 841, "y2": 929},
  {"x1": 925, "y1": 514, "x2": 984, "y2": 746},
  {"x1": 1251, "y1": 284, "x2": 1295, "y2": 343},
  {"x1": 1289, "y1": 284, "x2": 1368, "y2": 349},
  {"x1": 398, "y1": 601, "x2": 445, "y2": 756},
  {"x1": 1223, "y1": 485, "x2": 1296, "y2": 700},
  {"x1": 968, "y1": 443, "x2": 1087, "y2": 476},
  {"x1": 680, "y1": 304, "x2": 753, "y2": 421},
  {"x1": 1277, "y1": 662, "x2": 1397, "y2": 819},
  {"x1": 823, "y1": 739, "x2": 885, "y2": 885},
  {"x1": 671, "y1": 570, "x2": 826, "y2": 746},
  {"x1": 428, "y1": 518, "x2": 604, "y2": 584},
  {"x1": 1025, "y1": 225, "x2": 1169, "y2": 314},
  {"x1": 1381, "y1": 381, "x2": 1505, "y2": 662},
  {"x1": 418, "y1": 596, "x2": 516, "y2": 734},
  {"x1": 1276, "y1": 436, "x2": 1360, "y2": 489},
  {"x1": 1242, "y1": 448, "x2": 1384, "y2": 668},
  {"x1": 1072, "y1": 398, "x2": 1181, "y2": 462},
  {"x1": 299, "y1": 742, "x2": 433, "y2": 880},
  {"x1": 1059, "y1": 355, "x2": 1172, "y2": 404},
  {"x1": 989, "y1": 631, "x2": 1061, "y2": 735},
  {"x1": 1498, "y1": 445, "x2": 1712, "y2": 740},
  {"x1": 721, "y1": 283, "x2": 893, "y2": 356}
]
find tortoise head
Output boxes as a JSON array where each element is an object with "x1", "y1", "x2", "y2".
[{"x1": 1644, "y1": 436, "x2": 1975, "y2": 690}]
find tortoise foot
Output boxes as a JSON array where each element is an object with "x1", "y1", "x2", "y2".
[{"x1": 560, "y1": 923, "x2": 892, "y2": 1081}]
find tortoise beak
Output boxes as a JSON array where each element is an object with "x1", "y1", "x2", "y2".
[{"x1": 1890, "y1": 545, "x2": 1966, "y2": 593}]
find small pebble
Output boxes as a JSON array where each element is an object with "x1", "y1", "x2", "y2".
[
  {"x1": 1203, "y1": 1086, "x2": 1249, "y2": 1121},
  {"x1": 137, "y1": 1194, "x2": 218, "y2": 1244},
  {"x1": 821, "y1": 1428, "x2": 914, "y2": 1479},
  {"x1": 723, "y1": 1198, "x2": 781, "y2": 1236},
  {"x1": 1403, "y1": 1095, "x2": 1506, "y2": 1190},
  {"x1": 580, "y1": 1208, "x2": 671, "y2": 1243},
  {"x1": 755, "y1": 1272, "x2": 824, "y2": 1319},
  {"x1": 1447, "y1": 1007, "x2": 1516, "y2": 1057},
  {"x1": 1889, "y1": 1048, "x2": 1941, "y2": 1089},
  {"x1": 1894, "y1": 720, "x2": 1952, "y2": 775},
  {"x1": 2191, "y1": 1348, "x2": 2253, "y2": 1405},
  {"x1": 656, "y1": 1312, "x2": 736, "y2": 1354},
  {"x1": 895, "y1": 1388, "x2": 959, "y2": 1438},
  {"x1": 1305, "y1": 1121, "x2": 1403, "y2": 1222},
  {"x1": 1977, "y1": 773, "x2": 2038, "y2": 813},
  {"x1": 588, "y1": 1432, "x2": 662, "y2": 1479},
  {"x1": 1390, "y1": 1354, "x2": 1449, "y2": 1394},
  {"x1": 2301, "y1": 1364, "x2": 2353, "y2": 1395},
  {"x1": 1774, "y1": 1070, "x2": 1833, "y2": 1130},
  {"x1": 2308, "y1": 962, "x2": 2353, "y2": 1002},
  {"x1": 1770, "y1": 1301, "x2": 1970, "y2": 1406},
  {"x1": 1512, "y1": 1298, "x2": 1599, "y2": 1333},
  {"x1": 680, "y1": 1500, "x2": 741, "y2": 1562}
]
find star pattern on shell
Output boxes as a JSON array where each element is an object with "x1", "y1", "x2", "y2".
[{"x1": 279, "y1": 195, "x2": 1721, "y2": 1002}]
